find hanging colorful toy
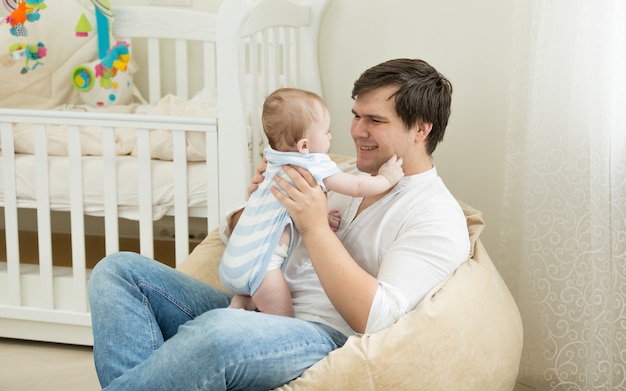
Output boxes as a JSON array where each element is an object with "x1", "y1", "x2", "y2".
[
  {"x1": 4, "y1": 0, "x2": 46, "y2": 37},
  {"x1": 71, "y1": 0, "x2": 132, "y2": 107},
  {"x1": 94, "y1": 41, "x2": 129, "y2": 85},
  {"x1": 8, "y1": 40, "x2": 46, "y2": 73},
  {"x1": 74, "y1": 12, "x2": 92, "y2": 37},
  {"x1": 3, "y1": 0, "x2": 47, "y2": 73}
]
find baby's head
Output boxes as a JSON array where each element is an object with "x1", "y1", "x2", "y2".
[{"x1": 262, "y1": 88, "x2": 331, "y2": 154}]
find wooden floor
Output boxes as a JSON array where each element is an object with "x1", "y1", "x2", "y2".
[{"x1": 0, "y1": 338, "x2": 100, "y2": 391}]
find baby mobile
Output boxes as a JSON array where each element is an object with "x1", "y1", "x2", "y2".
[
  {"x1": 72, "y1": 0, "x2": 132, "y2": 107},
  {"x1": 3, "y1": 0, "x2": 47, "y2": 74}
]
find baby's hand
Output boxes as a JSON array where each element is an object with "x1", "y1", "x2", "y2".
[
  {"x1": 378, "y1": 155, "x2": 404, "y2": 185},
  {"x1": 328, "y1": 209, "x2": 341, "y2": 232}
]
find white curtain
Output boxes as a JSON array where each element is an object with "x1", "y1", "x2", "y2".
[{"x1": 499, "y1": 0, "x2": 626, "y2": 390}]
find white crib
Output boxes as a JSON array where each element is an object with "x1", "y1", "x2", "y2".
[{"x1": 0, "y1": 0, "x2": 328, "y2": 345}]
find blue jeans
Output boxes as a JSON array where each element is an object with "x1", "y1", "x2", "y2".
[{"x1": 89, "y1": 252, "x2": 347, "y2": 391}]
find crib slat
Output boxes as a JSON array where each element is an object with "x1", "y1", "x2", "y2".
[
  {"x1": 261, "y1": 29, "x2": 270, "y2": 96},
  {"x1": 283, "y1": 27, "x2": 292, "y2": 87},
  {"x1": 249, "y1": 34, "x2": 263, "y2": 165},
  {"x1": 102, "y1": 127, "x2": 120, "y2": 255},
  {"x1": 147, "y1": 38, "x2": 162, "y2": 104},
  {"x1": 206, "y1": 131, "x2": 219, "y2": 235},
  {"x1": 175, "y1": 39, "x2": 189, "y2": 99},
  {"x1": 136, "y1": 128, "x2": 154, "y2": 259},
  {"x1": 172, "y1": 131, "x2": 189, "y2": 264},
  {"x1": 67, "y1": 125, "x2": 88, "y2": 312},
  {"x1": 1, "y1": 123, "x2": 22, "y2": 306},
  {"x1": 33, "y1": 124, "x2": 54, "y2": 310},
  {"x1": 271, "y1": 27, "x2": 280, "y2": 91},
  {"x1": 293, "y1": 28, "x2": 302, "y2": 87},
  {"x1": 203, "y1": 41, "x2": 216, "y2": 94}
]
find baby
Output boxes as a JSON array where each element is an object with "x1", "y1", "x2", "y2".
[{"x1": 219, "y1": 88, "x2": 403, "y2": 316}]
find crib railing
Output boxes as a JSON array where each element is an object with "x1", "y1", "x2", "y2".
[{"x1": 0, "y1": 107, "x2": 217, "y2": 345}]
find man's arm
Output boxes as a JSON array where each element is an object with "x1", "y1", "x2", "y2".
[{"x1": 271, "y1": 165, "x2": 380, "y2": 333}]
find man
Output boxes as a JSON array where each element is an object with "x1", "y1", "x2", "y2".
[{"x1": 88, "y1": 58, "x2": 470, "y2": 390}]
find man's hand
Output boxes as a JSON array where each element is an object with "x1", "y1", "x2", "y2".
[
  {"x1": 230, "y1": 159, "x2": 268, "y2": 231},
  {"x1": 270, "y1": 165, "x2": 329, "y2": 236},
  {"x1": 248, "y1": 158, "x2": 268, "y2": 196}
]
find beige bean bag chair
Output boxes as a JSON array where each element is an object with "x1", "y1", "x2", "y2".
[{"x1": 177, "y1": 184, "x2": 523, "y2": 390}]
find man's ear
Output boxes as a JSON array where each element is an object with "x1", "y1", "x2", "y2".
[
  {"x1": 296, "y1": 138, "x2": 310, "y2": 153},
  {"x1": 415, "y1": 122, "x2": 433, "y2": 142}
]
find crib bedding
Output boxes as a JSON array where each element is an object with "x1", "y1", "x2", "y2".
[
  {"x1": 5, "y1": 93, "x2": 218, "y2": 162},
  {"x1": 0, "y1": 154, "x2": 208, "y2": 221},
  {"x1": 0, "y1": 93, "x2": 217, "y2": 220}
]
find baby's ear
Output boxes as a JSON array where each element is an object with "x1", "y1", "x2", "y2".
[{"x1": 296, "y1": 138, "x2": 310, "y2": 153}]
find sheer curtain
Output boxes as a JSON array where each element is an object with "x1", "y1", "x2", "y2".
[{"x1": 499, "y1": 0, "x2": 626, "y2": 390}]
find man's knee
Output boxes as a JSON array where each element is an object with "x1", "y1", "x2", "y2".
[{"x1": 89, "y1": 252, "x2": 144, "y2": 296}]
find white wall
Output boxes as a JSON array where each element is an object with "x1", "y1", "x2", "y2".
[
  {"x1": 318, "y1": 0, "x2": 517, "y2": 255},
  {"x1": 111, "y1": 0, "x2": 520, "y2": 256}
]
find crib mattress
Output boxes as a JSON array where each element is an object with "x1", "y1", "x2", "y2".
[{"x1": 0, "y1": 154, "x2": 208, "y2": 220}]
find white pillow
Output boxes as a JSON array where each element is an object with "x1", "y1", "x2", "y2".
[{"x1": 132, "y1": 91, "x2": 218, "y2": 161}]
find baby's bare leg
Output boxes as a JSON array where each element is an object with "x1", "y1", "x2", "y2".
[
  {"x1": 251, "y1": 226, "x2": 293, "y2": 316},
  {"x1": 228, "y1": 294, "x2": 257, "y2": 311},
  {"x1": 252, "y1": 269, "x2": 294, "y2": 317}
]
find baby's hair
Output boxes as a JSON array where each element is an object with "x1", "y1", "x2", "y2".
[{"x1": 263, "y1": 88, "x2": 326, "y2": 151}]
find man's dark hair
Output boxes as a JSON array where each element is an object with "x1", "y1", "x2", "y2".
[{"x1": 351, "y1": 58, "x2": 453, "y2": 155}]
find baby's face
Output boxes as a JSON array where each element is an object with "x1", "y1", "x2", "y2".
[{"x1": 305, "y1": 102, "x2": 332, "y2": 153}]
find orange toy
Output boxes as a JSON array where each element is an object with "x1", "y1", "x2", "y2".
[
  {"x1": 5, "y1": 0, "x2": 42, "y2": 37},
  {"x1": 7, "y1": 1, "x2": 27, "y2": 24}
]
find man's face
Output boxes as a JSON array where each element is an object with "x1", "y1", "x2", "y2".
[{"x1": 350, "y1": 86, "x2": 413, "y2": 175}]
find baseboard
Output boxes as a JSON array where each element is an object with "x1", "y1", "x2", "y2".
[{"x1": 0, "y1": 229, "x2": 200, "y2": 269}]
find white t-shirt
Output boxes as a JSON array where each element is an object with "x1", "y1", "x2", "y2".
[{"x1": 222, "y1": 164, "x2": 470, "y2": 336}]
